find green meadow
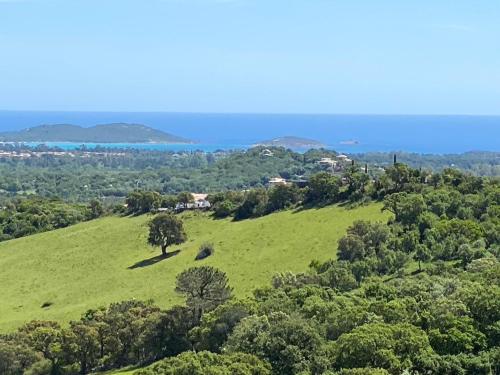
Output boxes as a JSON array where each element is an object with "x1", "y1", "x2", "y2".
[{"x1": 0, "y1": 203, "x2": 389, "y2": 331}]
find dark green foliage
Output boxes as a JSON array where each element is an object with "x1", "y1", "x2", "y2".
[
  {"x1": 175, "y1": 266, "x2": 233, "y2": 320},
  {"x1": 0, "y1": 197, "x2": 98, "y2": 242},
  {"x1": 189, "y1": 301, "x2": 253, "y2": 353},
  {"x1": 354, "y1": 151, "x2": 500, "y2": 177},
  {"x1": 126, "y1": 191, "x2": 162, "y2": 215},
  {"x1": 305, "y1": 172, "x2": 341, "y2": 204},
  {"x1": 1, "y1": 161, "x2": 499, "y2": 375},
  {"x1": 136, "y1": 351, "x2": 271, "y2": 375},
  {"x1": 0, "y1": 337, "x2": 41, "y2": 375},
  {"x1": 267, "y1": 184, "x2": 302, "y2": 211},
  {"x1": 87, "y1": 199, "x2": 104, "y2": 219},
  {"x1": 225, "y1": 313, "x2": 325, "y2": 375},
  {"x1": 176, "y1": 192, "x2": 194, "y2": 208},
  {"x1": 2, "y1": 248, "x2": 499, "y2": 375},
  {"x1": 333, "y1": 323, "x2": 433, "y2": 373},
  {"x1": 147, "y1": 213, "x2": 187, "y2": 255},
  {"x1": 234, "y1": 189, "x2": 269, "y2": 220},
  {"x1": 208, "y1": 191, "x2": 245, "y2": 218},
  {"x1": 0, "y1": 146, "x2": 319, "y2": 202}
]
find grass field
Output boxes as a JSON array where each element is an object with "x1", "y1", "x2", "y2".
[{"x1": 0, "y1": 204, "x2": 389, "y2": 332}]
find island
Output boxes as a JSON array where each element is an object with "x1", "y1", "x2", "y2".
[
  {"x1": 254, "y1": 136, "x2": 325, "y2": 148},
  {"x1": 0, "y1": 123, "x2": 194, "y2": 144},
  {"x1": 340, "y1": 139, "x2": 360, "y2": 145}
]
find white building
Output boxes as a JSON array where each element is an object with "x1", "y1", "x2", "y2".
[
  {"x1": 175, "y1": 193, "x2": 211, "y2": 211},
  {"x1": 260, "y1": 149, "x2": 275, "y2": 157},
  {"x1": 268, "y1": 177, "x2": 288, "y2": 187},
  {"x1": 318, "y1": 157, "x2": 337, "y2": 168}
]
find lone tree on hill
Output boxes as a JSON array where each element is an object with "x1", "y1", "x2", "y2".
[
  {"x1": 175, "y1": 266, "x2": 232, "y2": 321},
  {"x1": 148, "y1": 213, "x2": 187, "y2": 256}
]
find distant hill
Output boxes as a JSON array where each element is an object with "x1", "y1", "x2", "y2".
[
  {"x1": 0, "y1": 124, "x2": 194, "y2": 144},
  {"x1": 254, "y1": 136, "x2": 325, "y2": 148}
]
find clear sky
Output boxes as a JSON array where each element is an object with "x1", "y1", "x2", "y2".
[{"x1": 0, "y1": 0, "x2": 499, "y2": 114}]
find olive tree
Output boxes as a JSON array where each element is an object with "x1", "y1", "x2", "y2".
[{"x1": 147, "y1": 213, "x2": 187, "y2": 256}]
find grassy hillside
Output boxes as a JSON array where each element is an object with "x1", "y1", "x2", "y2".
[{"x1": 0, "y1": 204, "x2": 389, "y2": 331}]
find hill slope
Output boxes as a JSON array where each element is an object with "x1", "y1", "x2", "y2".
[
  {"x1": 0, "y1": 204, "x2": 389, "y2": 331},
  {"x1": 0, "y1": 124, "x2": 193, "y2": 143}
]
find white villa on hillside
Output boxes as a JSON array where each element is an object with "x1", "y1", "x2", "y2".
[
  {"x1": 192, "y1": 193, "x2": 211, "y2": 208},
  {"x1": 268, "y1": 177, "x2": 288, "y2": 187},
  {"x1": 318, "y1": 157, "x2": 337, "y2": 167},
  {"x1": 175, "y1": 193, "x2": 211, "y2": 211},
  {"x1": 260, "y1": 149, "x2": 275, "y2": 157}
]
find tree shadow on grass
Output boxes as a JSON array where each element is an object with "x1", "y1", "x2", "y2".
[{"x1": 128, "y1": 250, "x2": 181, "y2": 270}]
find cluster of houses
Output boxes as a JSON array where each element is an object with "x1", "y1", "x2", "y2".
[
  {"x1": 0, "y1": 150, "x2": 126, "y2": 159},
  {"x1": 317, "y1": 154, "x2": 353, "y2": 171},
  {"x1": 149, "y1": 150, "x2": 363, "y2": 213},
  {"x1": 266, "y1": 153, "x2": 356, "y2": 188},
  {"x1": 159, "y1": 193, "x2": 212, "y2": 212}
]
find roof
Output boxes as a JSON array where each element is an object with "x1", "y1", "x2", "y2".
[{"x1": 191, "y1": 193, "x2": 208, "y2": 201}]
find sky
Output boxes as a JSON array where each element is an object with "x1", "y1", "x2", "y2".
[{"x1": 0, "y1": 0, "x2": 499, "y2": 115}]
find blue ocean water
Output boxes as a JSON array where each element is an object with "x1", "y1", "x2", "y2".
[{"x1": 0, "y1": 111, "x2": 499, "y2": 153}]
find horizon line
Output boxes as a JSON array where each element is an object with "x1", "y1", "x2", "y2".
[{"x1": 1, "y1": 109, "x2": 500, "y2": 118}]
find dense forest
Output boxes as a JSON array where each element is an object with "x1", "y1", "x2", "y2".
[
  {"x1": 0, "y1": 145, "x2": 498, "y2": 204},
  {"x1": 0, "y1": 197, "x2": 102, "y2": 242},
  {"x1": 1, "y1": 164, "x2": 498, "y2": 375},
  {"x1": 355, "y1": 151, "x2": 500, "y2": 177},
  {"x1": 0, "y1": 146, "x2": 311, "y2": 202}
]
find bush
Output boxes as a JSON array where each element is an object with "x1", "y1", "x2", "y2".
[
  {"x1": 196, "y1": 242, "x2": 215, "y2": 260},
  {"x1": 214, "y1": 200, "x2": 236, "y2": 218}
]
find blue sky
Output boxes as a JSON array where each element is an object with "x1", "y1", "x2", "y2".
[{"x1": 0, "y1": 0, "x2": 499, "y2": 114}]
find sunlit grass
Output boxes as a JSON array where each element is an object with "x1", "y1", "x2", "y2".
[{"x1": 0, "y1": 203, "x2": 390, "y2": 331}]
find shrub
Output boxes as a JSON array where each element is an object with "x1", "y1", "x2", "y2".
[{"x1": 196, "y1": 242, "x2": 215, "y2": 260}]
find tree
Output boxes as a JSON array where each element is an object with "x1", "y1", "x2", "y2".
[
  {"x1": 87, "y1": 200, "x2": 104, "y2": 220},
  {"x1": 18, "y1": 321, "x2": 64, "y2": 375},
  {"x1": 267, "y1": 184, "x2": 301, "y2": 212},
  {"x1": 234, "y1": 189, "x2": 269, "y2": 220},
  {"x1": 0, "y1": 340, "x2": 41, "y2": 375},
  {"x1": 65, "y1": 322, "x2": 99, "y2": 375},
  {"x1": 414, "y1": 244, "x2": 431, "y2": 271},
  {"x1": 189, "y1": 301, "x2": 252, "y2": 353},
  {"x1": 305, "y1": 172, "x2": 341, "y2": 204},
  {"x1": 148, "y1": 213, "x2": 187, "y2": 255},
  {"x1": 333, "y1": 323, "x2": 433, "y2": 373},
  {"x1": 135, "y1": 351, "x2": 271, "y2": 375},
  {"x1": 176, "y1": 192, "x2": 194, "y2": 209},
  {"x1": 338, "y1": 235, "x2": 366, "y2": 262},
  {"x1": 226, "y1": 313, "x2": 325, "y2": 375},
  {"x1": 175, "y1": 266, "x2": 232, "y2": 321},
  {"x1": 385, "y1": 163, "x2": 412, "y2": 192},
  {"x1": 126, "y1": 191, "x2": 162, "y2": 214},
  {"x1": 344, "y1": 167, "x2": 370, "y2": 202},
  {"x1": 213, "y1": 200, "x2": 236, "y2": 218},
  {"x1": 383, "y1": 193, "x2": 426, "y2": 226}
]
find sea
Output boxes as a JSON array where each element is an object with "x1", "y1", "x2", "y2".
[{"x1": 0, "y1": 111, "x2": 499, "y2": 154}]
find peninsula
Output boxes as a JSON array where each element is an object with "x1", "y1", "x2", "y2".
[{"x1": 0, "y1": 124, "x2": 194, "y2": 144}]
